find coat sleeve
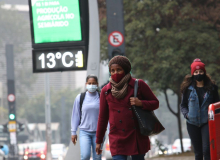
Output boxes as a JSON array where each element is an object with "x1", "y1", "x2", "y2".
[
  {"x1": 180, "y1": 90, "x2": 189, "y2": 119},
  {"x1": 96, "y1": 87, "x2": 109, "y2": 144},
  {"x1": 138, "y1": 79, "x2": 159, "y2": 111}
]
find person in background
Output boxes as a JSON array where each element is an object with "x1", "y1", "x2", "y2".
[
  {"x1": 180, "y1": 58, "x2": 219, "y2": 160},
  {"x1": 0, "y1": 144, "x2": 8, "y2": 156},
  {"x1": 71, "y1": 75, "x2": 103, "y2": 160},
  {"x1": 95, "y1": 55, "x2": 159, "y2": 160}
]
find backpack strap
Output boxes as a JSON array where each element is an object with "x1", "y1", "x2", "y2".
[
  {"x1": 80, "y1": 92, "x2": 86, "y2": 112},
  {"x1": 79, "y1": 92, "x2": 86, "y2": 125}
]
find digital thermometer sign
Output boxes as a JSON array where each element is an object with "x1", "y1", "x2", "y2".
[
  {"x1": 28, "y1": 0, "x2": 89, "y2": 72},
  {"x1": 33, "y1": 47, "x2": 87, "y2": 72}
]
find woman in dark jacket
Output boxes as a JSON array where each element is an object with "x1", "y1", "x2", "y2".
[
  {"x1": 95, "y1": 56, "x2": 159, "y2": 160},
  {"x1": 180, "y1": 59, "x2": 219, "y2": 160}
]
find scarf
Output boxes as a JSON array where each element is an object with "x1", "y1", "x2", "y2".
[{"x1": 110, "y1": 73, "x2": 131, "y2": 99}]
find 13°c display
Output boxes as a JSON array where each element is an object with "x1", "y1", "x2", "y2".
[{"x1": 33, "y1": 47, "x2": 87, "y2": 72}]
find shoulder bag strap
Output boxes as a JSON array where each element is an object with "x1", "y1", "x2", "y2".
[{"x1": 134, "y1": 79, "x2": 139, "y2": 97}]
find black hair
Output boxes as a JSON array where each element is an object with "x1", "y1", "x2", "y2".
[{"x1": 86, "y1": 74, "x2": 98, "y2": 83}]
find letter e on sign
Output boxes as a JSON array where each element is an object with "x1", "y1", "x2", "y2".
[{"x1": 108, "y1": 31, "x2": 124, "y2": 47}]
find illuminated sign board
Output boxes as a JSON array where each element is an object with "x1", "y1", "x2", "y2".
[
  {"x1": 33, "y1": 47, "x2": 87, "y2": 72},
  {"x1": 28, "y1": 0, "x2": 89, "y2": 72},
  {"x1": 30, "y1": 0, "x2": 82, "y2": 44}
]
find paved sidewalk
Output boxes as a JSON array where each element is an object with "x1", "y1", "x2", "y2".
[
  {"x1": 146, "y1": 156, "x2": 194, "y2": 160},
  {"x1": 145, "y1": 152, "x2": 194, "y2": 160}
]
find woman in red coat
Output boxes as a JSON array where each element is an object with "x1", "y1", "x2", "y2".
[{"x1": 95, "y1": 56, "x2": 159, "y2": 160}]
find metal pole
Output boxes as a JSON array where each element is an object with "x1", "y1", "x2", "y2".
[
  {"x1": 45, "y1": 73, "x2": 52, "y2": 160},
  {"x1": 0, "y1": 82, "x2": 3, "y2": 120},
  {"x1": 61, "y1": 97, "x2": 66, "y2": 143},
  {"x1": 86, "y1": 0, "x2": 100, "y2": 78},
  {"x1": 6, "y1": 44, "x2": 18, "y2": 160},
  {"x1": 106, "y1": 0, "x2": 125, "y2": 59}
]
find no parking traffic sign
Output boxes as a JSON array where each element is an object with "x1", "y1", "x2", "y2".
[
  {"x1": 8, "y1": 94, "x2": 15, "y2": 102},
  {"x1": 108, "y1": 31, "x2": 124, "y2": 47}
]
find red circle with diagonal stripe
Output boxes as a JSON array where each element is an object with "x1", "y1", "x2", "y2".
[
  {"x1": 108, "y1": 31, "x2": 124, "y2": 47},
  {"x1": 8, "y1": 94, "x2": 15, "y2": 102}
]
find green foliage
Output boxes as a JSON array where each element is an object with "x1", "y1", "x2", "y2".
[
  {"x1": 18, "y1": 88, "x2": 80, "y2": 144},
  {"x1": 99, "y1": 0, "x2": 220, "y2": 145},
  {"x1": 123, "y1": 0, "x2": 220, "y2": 93},
  {"x1": 0, "y1": 4, "x2": 30, "y2": 49},
  {"x1": 18, "y1": 88, "x2": 80, "y2": 123},
  {"x1": 100, "y1": 17, "x2": 108, "y2": 61},
  {"x1": 122, "y1": 1, "x2": 220, "y2": 147},
  {"x1": 100, "y1": 1, "x2": 220, "y2": 90},
  {"x1": 0, "y1": 4, "x2": 36, "y2": 118},
  {"x1": 0, "y1": 106, "x2": 7, "y2": 121}
]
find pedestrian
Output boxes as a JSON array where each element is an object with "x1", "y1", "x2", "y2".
[
  {"x1": 71, "y1": 74, "x2": 103, "y2": 160},
  {"x1": 95, "y1": 55, "x2": 159, "y2": 160},
  {"x1": 180, "y1": 59, "x2": 219, "y2": 160},
  {"x1": 0, "y1": 144, "x2": 8, "y2": 156}
]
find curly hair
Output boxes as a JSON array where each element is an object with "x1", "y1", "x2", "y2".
[{"x1": 180, "y1": 74, "x2": 215, "y2": 93}]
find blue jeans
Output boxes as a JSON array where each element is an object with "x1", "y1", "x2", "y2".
[
  {"x1": 187, "y1": 122, "x2": 210, "y2": 160},
  {"x1": 112, "y1": 154, "x2": 145, "y2": 160},
  {"x1": 79, "y1": 130, "x2": 102, "y2": 160}
]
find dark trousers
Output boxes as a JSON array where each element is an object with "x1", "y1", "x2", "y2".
[
  {"x1": 112, "y1": 154, "x2": 145, "y2": 160},
  {"x1": 187, "y1": 122, "x2": 210, "y2": 160}
]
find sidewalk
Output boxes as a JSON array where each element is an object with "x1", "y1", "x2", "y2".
[
  {"x1": 145, "y1": 152, "x2": 194, "y2": 160},
  {"x1": 146, "y1": 156, "x2": 193, "y2": 160}
]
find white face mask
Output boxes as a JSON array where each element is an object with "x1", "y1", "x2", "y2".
[{"x1": 86, "y1": 85, "x2": 98, "y2": 92}]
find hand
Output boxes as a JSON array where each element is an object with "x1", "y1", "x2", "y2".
[
  {"x1": 96, "y1": 144, "x2": 102, "y2": 155},
  {"x1": 130, "y1": 97, "x2": 143, "y2": 106},
  {"x1": 71, "y1": 135, "x2": 77, "y2": 145}
]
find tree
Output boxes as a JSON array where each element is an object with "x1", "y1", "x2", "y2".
[
  {"x1": 0, "y1": 4, "x2": 30, "y2": 50},
  {"x1": 19, "y1": 88, "x2": 80, "y2": 144},
  {"x1": 99, "y1": 0, "x2": 220, "y2": 152},
  {"x1": 98, "y1": 0, "x2": 108, "y2": 61},
  {"x1": 0, "y1": 4, "x2": 36, "y2": 121},
  {"x1": 123, "y1": 0, "x2": 220, "y2": 152}
]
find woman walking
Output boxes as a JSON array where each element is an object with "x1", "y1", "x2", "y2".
[
  {"x1": 71, "y1": 75, "x2": 102, "y2": 160},
  {"x1": 95, "y1": 55, "x2": 159, "y2": 160},
  {"x1": 180, "y1": 59, "x2": 219, "y2": 160}
]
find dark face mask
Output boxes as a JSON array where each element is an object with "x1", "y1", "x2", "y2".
[{"x1": 194, "y1": 74, "x2": 205, "y2": 82}]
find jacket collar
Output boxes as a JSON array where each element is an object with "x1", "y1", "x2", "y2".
[
  {"x1": 188, "y1": 85, "x2": 194, "y2": 90},
  {"x1": 106, "y1": 77, "x2": 135, "y2": 91}
]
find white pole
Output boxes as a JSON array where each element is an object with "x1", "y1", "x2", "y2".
[
  {"x1": 0, "y1": 82, "x2": 3, "y2": 120},
  {"x1": 65, "y1": 0, "x2": 100, "y2": 160},
  {"x1": 45, "y1": 73, "x2": 52, "y2": 160},
  {"x1": 86, "y1": 0, "x2": 100, "y2": 78}
]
